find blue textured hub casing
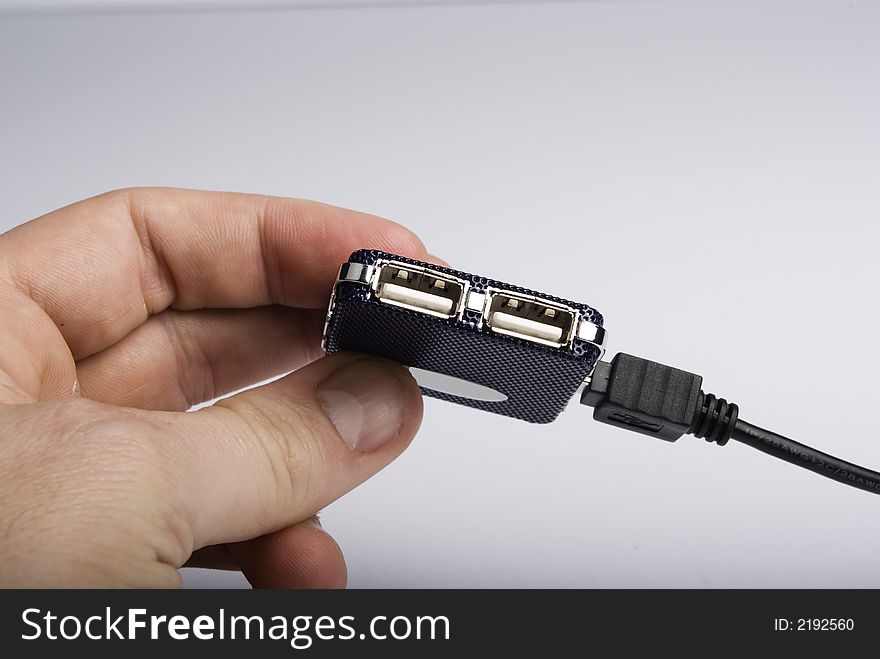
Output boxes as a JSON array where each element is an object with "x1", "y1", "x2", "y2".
[{"x1": 322, "y1": 250, "x2": 605, "y2": 424}]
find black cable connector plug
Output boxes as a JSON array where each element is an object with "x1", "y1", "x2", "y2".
[
  {"x1": 582, "y1": 353, "x2": 880, "y2": 495},
  {"x1": 582, "y1": 353, "x2": 738, "y2": 445}
]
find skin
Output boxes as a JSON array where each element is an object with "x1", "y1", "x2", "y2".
[{"x1": 0, "y1": 188, "x2": 433, "y2": 588}]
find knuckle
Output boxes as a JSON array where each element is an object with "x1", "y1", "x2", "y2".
[{"x1": 216, "y1": 390, "x2": 330, "y2": 507}]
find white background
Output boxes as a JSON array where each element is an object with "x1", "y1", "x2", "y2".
[{"x1": 2, "y1": 0, "x2": 879, "y2": 587}]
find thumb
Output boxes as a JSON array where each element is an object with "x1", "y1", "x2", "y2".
[{"x1": 168, "y1": 352, "x2": 422, "y2": 551}]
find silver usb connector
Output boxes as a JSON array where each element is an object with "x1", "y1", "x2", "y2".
[
  {"x1": 485, "y1": 291, "x2": 576, "y2": 348},
  {"x1": 373, "y1": 261, "x2": 465, "y2": 319}
]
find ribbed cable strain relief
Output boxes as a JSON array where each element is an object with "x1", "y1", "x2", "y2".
[{"x1": 690, "y1": 391, "x2": 739, "y2": 446}]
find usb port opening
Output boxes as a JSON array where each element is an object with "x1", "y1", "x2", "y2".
[
  {"x1": 373, "y1": 262, "x2": 465, "y2": 319},
  {"x1": 486, "y1": 292, "x2": 576, "y2": 348}
]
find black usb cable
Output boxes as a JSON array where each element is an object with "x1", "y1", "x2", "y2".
[{"x1": 581, "y1": 353, "x2": 880, "y2": 495}]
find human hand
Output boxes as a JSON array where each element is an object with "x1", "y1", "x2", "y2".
[{"x1": 0, "y1": 188, "x2": 430, "y2": 588}]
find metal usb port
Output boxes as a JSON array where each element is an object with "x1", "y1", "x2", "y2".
[
  {"x1": 485, "y1": 291, "x2": 576, "y2": 348},
  {"x1": 373, "y1": 261, "x2": 465, "y2": 319}
]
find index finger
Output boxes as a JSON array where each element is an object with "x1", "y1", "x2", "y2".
[{"x1": 0, "y1": 187, "x2": 428, "y2": 361}]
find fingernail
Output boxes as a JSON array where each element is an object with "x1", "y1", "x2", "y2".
[
  {"x1": 316, "y1": 359, "x2": 406, "y2": 452},
  {"x1": 303, "y1": 515, "x2": 323, "y2": 530}
]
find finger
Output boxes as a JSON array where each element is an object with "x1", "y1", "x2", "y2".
[
  {"x1": 0, "y1": 287, "x2": 75, "y2": 402},
  {"x1": 183, "y1": 519, "x2": 346, "y2": 588},
  {"x1": 0, "y1": 188, "x2": 428, "y2": 398},
  {"x1": 184, "y1": 546, "x2": 239, "y2": 571},
  {"x1": 76, "y1": 306, "x2": 325, "y2": 411},
  {"x1": 228, "y1": 519, "x2": 347, "y2": 589},
  {"x1": 165, "y1": 351, "x2": 422, "y2": 551}
]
